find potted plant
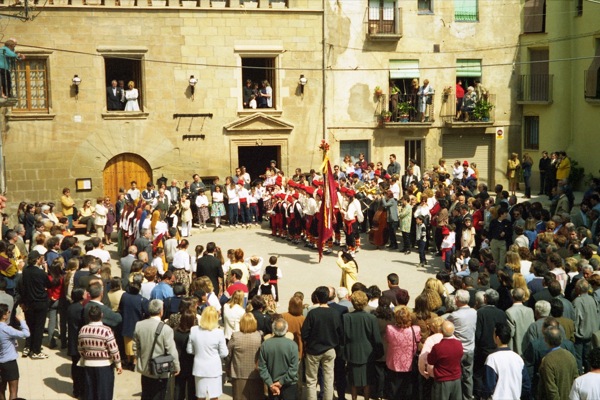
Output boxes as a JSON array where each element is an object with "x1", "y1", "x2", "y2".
[
  {"x1": 374, "y1": 86, "x2": 383, "y2": 97},
  {"x1": 473, "y1": 100, "x2": 494, "y2": 121},
  {"x1": 381, "y1": 110, "x2": 392, "y2": 123},
  {"x1": 397, "y1": 101, "x2": 415, "y2": 122}
]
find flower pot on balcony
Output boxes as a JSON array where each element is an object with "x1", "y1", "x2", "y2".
[{"x1": 399, "y1": 114, "x2": 409, "y2": 123}]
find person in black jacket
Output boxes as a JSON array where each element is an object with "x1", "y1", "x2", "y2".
[
  {"x1": 20, "y1": 250, "x2": 50, "y2": 359},
  {"x1": 195, "y1": 242, "x2": 223, "y2": 297},
  {"x1": 67, "y1": 288, "x2": 86, "y2": 398},
  {"x1": 538, "y1": 151, "x2": 551, "y2": 195}
]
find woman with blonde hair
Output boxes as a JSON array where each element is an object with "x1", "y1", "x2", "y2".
[
  {"x1": 512, "y1": 273, "x2": 530, "y2": 302},
  {"x1": 226, "y1": 313, "x2": 263, "y2": 399},
  {"x1": 424, "y1": 277, "x2": 447, "y2": 303},
  {"x1": 124, "y1": 80, "x2": 140, "y2": 111},
  {"x1": 504, "y1": 251, "x2": 522, "y2": 276},
  {"x1": 386, "y1": 305, "x2": 421, "y2": 399},
  {"x1": 94, "y1": 197, "x2": 108, "y2": 241},
  {"x1": 187, "y1": 306, "x2": 228, "y2": 400},
  {"x1": 223, "y1": 290, "x2": 245, "y2": 340}
]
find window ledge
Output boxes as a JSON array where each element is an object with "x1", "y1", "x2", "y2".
[
  {"x1": 417, "y1": 10, "x2": 433, "y2": 15},
  {"x1": 102, "y1": 111, "x2": 149, "y2": 120},
  {"x1": 585, "y1": 98, "x2": 600, "y2": 105},
  {"x1": 237, "y1": 109, "x2": 282, "y2": 117},
  {"x1": 8, "y1": 113, "x2": 55, "y2": 121}
]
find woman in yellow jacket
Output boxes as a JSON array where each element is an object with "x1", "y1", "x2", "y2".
[
  {"x1": 506, "y1": 153, "x2": 521, "y2": 196},
  {"x1": 556, "y1": 151, "x2": 571, "y2": 182},
  {"x1": 336, "y1": 250, "x2": 358, "y2": 292}
]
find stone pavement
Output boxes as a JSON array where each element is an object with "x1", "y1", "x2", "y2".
[
  {"x1": 18, "y1": 190, "x2": 568, "y2": 399},
  {"x1": 17, "y1": 221, "x2": 439, "y2": 399}
]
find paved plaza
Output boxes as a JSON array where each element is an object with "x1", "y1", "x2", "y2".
[{"x1": 17, "y1": 223, "x2": 438, "y2": 400}]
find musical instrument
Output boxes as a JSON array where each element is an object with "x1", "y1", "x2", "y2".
[{"x1": 368, "y1": 200, "x2": 389, "y2": 248}]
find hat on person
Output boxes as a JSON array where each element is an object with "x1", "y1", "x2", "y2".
[
  {"x1": 374, "y1": 170, "x2": 381, "y2": 176},
  {"x1": 237, "y1": 179, "x2": 244, "y2": 185},
  {"x1": 317, "y1": 189, "x2": 324, "y2": 197},
  {"x1": 305, "y1": 187, "x2": 315, "y2": 196},
  {"x1": 463, "y1": 160, "x2": 469, "y2": 166},
  {"x1": 292, "y1": 193, "x2": 300, "y2": 200},
  {"x1": 347, "y1": 190, "x2": 356, "y2": 197},
  {"x1": 286, "y1": 195, "x2": 294, "y2": 203},
  {"x1": 384, "y1": 174, "x2": 391, "y2": 179},
  {"x1": 441, "y1": 226, "x2": 450, "y2": 236}
]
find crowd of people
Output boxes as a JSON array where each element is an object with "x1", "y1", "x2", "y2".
[
  {"x1": 106, "y1": 79, "x2": 141, "y2": 111},
  {"x1": 1, "y1": 148, "x2": 600, "y2": 399}
]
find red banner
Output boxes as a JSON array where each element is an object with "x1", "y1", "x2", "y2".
[{"x1": 318, "y1": 160, "x2": 337, "y2": 262}]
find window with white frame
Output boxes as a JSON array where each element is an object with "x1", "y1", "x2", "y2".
[{"x1": 13, "y1": 57, "x2": 49, "y2": 113}]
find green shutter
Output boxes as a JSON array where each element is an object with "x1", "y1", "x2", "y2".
[
  {"x1": 455, "y1": 0, "x2": 478, "y2": 22},
  {"x1": 456, "y1": 59, "x2": 481, "y2": 78},
  {"x1": 389, "y1": 60, "x2": 420, "y2": 79}
]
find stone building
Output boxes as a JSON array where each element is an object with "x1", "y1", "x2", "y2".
[{"x1": 0, "y1": 0, "x2": 525, "y2": 212}]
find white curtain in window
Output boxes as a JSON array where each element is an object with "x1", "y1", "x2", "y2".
[{"x1": 390, "y1": 60, "x2": 420, "y2": 79}]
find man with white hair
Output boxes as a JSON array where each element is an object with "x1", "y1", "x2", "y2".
[
  {"x1": 336, "y1": 287, "x2": 353, "y2": 312},
  {"x1": 259, "y1": 318, "x2": 299, "y2": 399},
  {"x1": 447, "y1": 289, "x2": 477, "y2": 400},
  {"x1": 523, "y1": 300, "x2": 566, "y2": 352}
]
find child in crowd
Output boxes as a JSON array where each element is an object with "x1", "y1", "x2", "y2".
[
  {"x1": 440, "y1": 224, "x2": 456, "y2": 271},
  {"x1": 151, "y1": 247, "x2": 165, "y2": 276},
  {"x1": 249, "y1": 94, "x2": 257, "y2": 109},
  {"x1": 454, "y1": 247, "x2": 471, "y2": 277},
  {"x1": 248, "y1": 187, "x2": 260, "y2": 226},
  {"x1": 246, "y1": 255, "x2": 263, "y2": 292},
  {"x1": 195, "y1": 188, "x2": 209, "y2": 230},
  {"x1": 461, "y1": 216, "x2": 475, "y2": 254},
  {"x1": 264, "y1": 255, "x2": 282, "y2": 302},
  {"x1": 257, "y1": 273, "x2": 277, "y2": 300},
  {"x1": 416, "y1": 215, "x2": 427, "y2": 267}
]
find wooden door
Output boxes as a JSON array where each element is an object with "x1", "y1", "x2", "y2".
[{"x1": 103, "y1": 153, "x2": 152, "y2": 203}]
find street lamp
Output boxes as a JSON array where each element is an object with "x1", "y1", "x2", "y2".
[
  {"x1": 72, "y1": 74, "x2": 81, "y2": 97},
  {"x1": 189, "y1": 75, "x2": 198, "y2": 99}
]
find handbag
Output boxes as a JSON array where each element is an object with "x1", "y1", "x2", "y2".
[
  {"x1": 148, "y1": 322, "x2": 176, "y2": 376},
  {"x1": 410, "y1": 326, "x2": 419, "y2": 373}
]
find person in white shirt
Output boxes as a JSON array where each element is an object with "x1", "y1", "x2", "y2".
[
  {"x1": 570, "y1": 347, "x2": 600, "y2": 400},
  {"x1": 195, "y1": 188, "x2": 210, "y2": 230},
  {"x1": 390, "y1": 177, "x2": 401, "y2": 200},
  {"x1": 342, "y1": 190, "x2": 364, "y2": 255},
  {"x1": 86, "y1": 237, "x2": 111, "y2": 263},
  {"x1": 151, "y1": 247, "x2": 166, "y2": 276},
  {"x1": 226, "y1": 178, "x2": 240, "y2": 228},
  {"x1": 246, "y1": 256, "x2": 263, "y2": 292},
  {"x1": 127, "y1": 181, "x2": 140, "y2": 201}
]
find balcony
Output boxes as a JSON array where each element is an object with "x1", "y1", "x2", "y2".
[
  {"x1": 379, "y1": 93, "x2": 434, "y2": 128},
  {"x1": 366, "y1": 6, "x2": 402, "y2": 41},
  {"x1": 517, "y1": 74, "x2": 553, "y2": 104},
  {"x1": 584, "y1": 68, "x2": 600, "y2": 103},
  {"x1": 442, "y1": 94, "x2": 496, "y2": 127}
]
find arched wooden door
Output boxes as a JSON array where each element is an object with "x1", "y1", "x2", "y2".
[{"x1": 103, "y1": 153, "x2": 152, "y2": 203}]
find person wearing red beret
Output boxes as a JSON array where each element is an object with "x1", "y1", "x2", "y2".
[{"x1": 341, "y1": 190, "x2": 364, "y2": 255}]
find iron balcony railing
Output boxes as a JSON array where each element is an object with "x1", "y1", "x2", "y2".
[
  {"x1": 517, "y1": 74, "x2": 553, "y2": 103},
  {"x1": 366, "y1": 6, "x2": 402, "y2": 39}
]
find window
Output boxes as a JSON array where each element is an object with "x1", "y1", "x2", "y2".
[
  {"x1": 454, "y1": 0, "x2": 477, "y2": 22},
  {"x1": 389, "y1": 60, "x2": 420, "y2": 93},
  {"x1": 456, "y1": 59, "x2": 481, "y2": 88},
  {"x1": 13, "y1": 58, "x2": 49, "y2": 113},
  {"x1": 241, "y1": 57, "x2": 276, "y2": 109},
  {"x1": 523, "y1": 116, "x2": 540, "y2": 150},
  {"x1": 585, "y1": 41, "x2": 600, "y2": 100},
  {"x1": 104, "y1": 57, "x2": 143, "y2": 111},
  {"x1": 576, "y1": 0, "x2": 583, "y2": 16},
  {"x1": 418, "y1": 0, "x2": 432, "y2": 13},
  {"x1": 339, "y1": 140, "x2": 369, "y2": 166},
  {"x1": 523, "y1": 0, "x2": 546, "y2": 33},
  {"x1": 404, "y1": 140, "x2": 423, "y2": 169},
  {"x1": 368, "y1": 0, "x2": 397, "y2": 34}
]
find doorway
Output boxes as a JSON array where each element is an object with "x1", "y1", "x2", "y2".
[
  {"x1": 103, "y1": 153, "x2": 153, "y2": 203},
  {"x1": 238, "y1": 146, "x2": 280, "y2": 182}
]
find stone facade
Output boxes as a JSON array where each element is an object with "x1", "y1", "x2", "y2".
[{"x1": 1, "y1": 0, "x2": 525, "y2": 216}]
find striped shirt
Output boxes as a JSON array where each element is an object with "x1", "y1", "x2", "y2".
[{"x1": 78, "y1": 321, "x2": 121, "y2": 368}]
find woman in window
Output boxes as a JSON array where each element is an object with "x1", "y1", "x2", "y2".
[
  {"x1": 259, "y1": 80, "x2": 272, "y2": 108},
  {"x1": 124, "y1": 80, "x2": 140, "y2": 111}
]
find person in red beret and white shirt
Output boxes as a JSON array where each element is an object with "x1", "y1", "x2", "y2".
[{"x1": 341, "y1": 190, "x2": 364, "y2": 255}]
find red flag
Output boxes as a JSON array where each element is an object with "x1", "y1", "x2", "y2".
[{"x1": 318, "y1": 160, "x2": 338, "y2": 262}]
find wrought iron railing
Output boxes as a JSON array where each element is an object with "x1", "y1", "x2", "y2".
[{"x1": 517, "y1": 74, "x2": 553, "y2": 102}]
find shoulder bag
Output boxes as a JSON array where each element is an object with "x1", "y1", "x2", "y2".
[
  {"x1": 148, "y1": 322, "x2": 175, "y2": 376},
  {"x1": 410, "y1": 326, "x2": 419, "y2": 373}
]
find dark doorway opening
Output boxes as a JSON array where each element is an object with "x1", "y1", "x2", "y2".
[{"x1": 238, "y1": 145, "x2": 280, "y2": 183}]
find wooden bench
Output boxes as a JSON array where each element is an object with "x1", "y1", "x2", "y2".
[{"x1": 54, "y1": 212, "x2": 87, "y2": 234}]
